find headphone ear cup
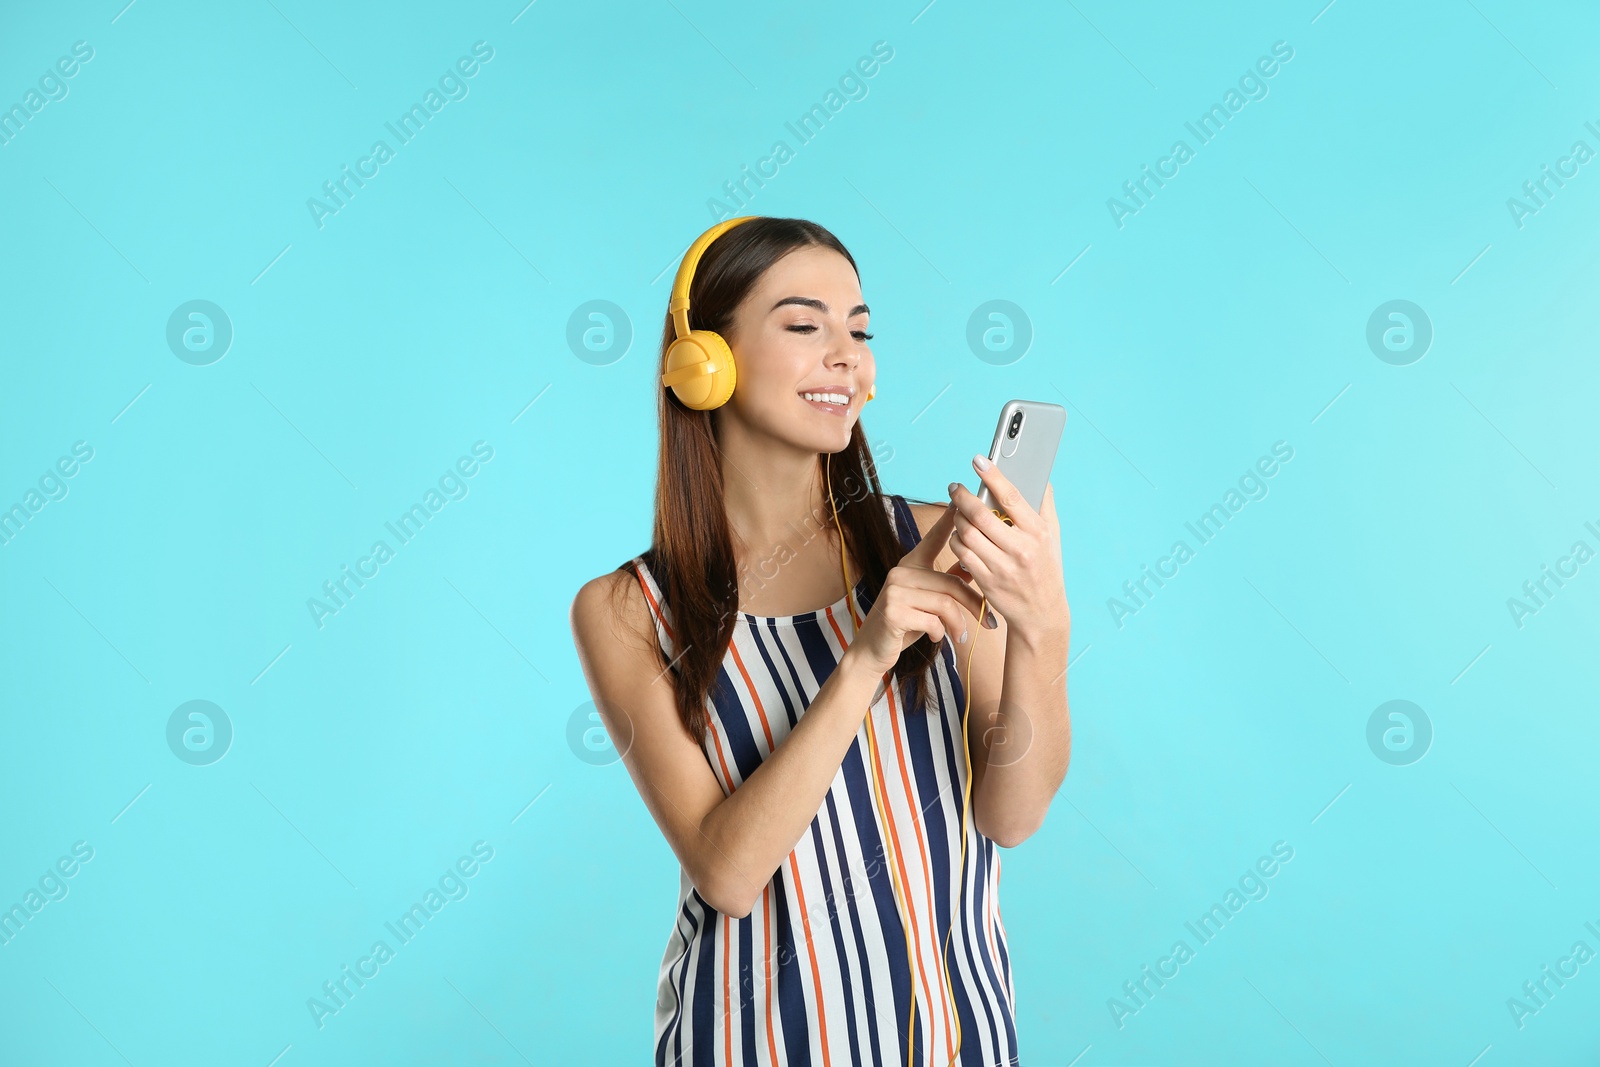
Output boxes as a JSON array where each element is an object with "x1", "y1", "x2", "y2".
[{"x1": 663, "y1": 331, "x2": 737, "y2": 410}]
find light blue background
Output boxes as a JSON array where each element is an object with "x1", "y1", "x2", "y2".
[{"x1": 2, "y1": 0, "x2": 1597, "y2": 1064}]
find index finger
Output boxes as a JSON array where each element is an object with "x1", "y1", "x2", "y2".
[
  {"x1": 973, "y1": 455, "x2": 1044, "y2": 533},
  {"x1": 903, "y1": 499, "x2": 957, "y2": 568}
]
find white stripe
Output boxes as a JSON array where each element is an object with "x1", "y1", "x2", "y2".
[
  {"x1": 655, "y1": 883, "x2": 693, "y2": 1057},
  {"x1": 762, "y1": 884, "x2": 787, "y2": 1066},
  {"x1": 995, "y1": 852, "x2": 1016, "y2": 1007}
]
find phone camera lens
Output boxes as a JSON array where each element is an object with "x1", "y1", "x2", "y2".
[{"x1": 1007, "y1": 412, "x2": 1022, "y2": 439}]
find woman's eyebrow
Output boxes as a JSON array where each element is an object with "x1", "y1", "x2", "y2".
[{"x1": 770, "y1": 296, "x2": 869, "y2": 317}]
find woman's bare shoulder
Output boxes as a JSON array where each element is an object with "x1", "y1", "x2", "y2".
[
  {"x1": 906, "y1": 500, "x2": 946, "y2": 533},
  {"x1": 570, "y1": 562, "x2": 652, "y2": 652}
]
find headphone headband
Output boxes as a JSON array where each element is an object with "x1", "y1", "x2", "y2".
[{"x1": 669, "y1": 216, "x2": 759, "y2": 341}]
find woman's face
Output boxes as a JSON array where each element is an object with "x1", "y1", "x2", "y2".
[{"x1": 719, "y1": 245, "x2": 875, "y2": 453}]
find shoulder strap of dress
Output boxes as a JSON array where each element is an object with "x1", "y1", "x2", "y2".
[
  {"x1": 628, "y1": 556, "x2": 677, "y2": 662},
  {"x1": 884, "y1": 492, "x2": 921, "y2": 553}
]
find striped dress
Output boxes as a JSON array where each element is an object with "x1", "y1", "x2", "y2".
[{"x1": 628, "y1": 493, "x2": 1020, "y2": 1067}]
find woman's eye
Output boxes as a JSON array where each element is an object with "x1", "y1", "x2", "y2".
[{"x1": 784, "y1": 324, "x2": 873, "y2": 341}]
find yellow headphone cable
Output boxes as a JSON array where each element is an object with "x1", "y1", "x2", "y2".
[{"x1": 826, "y1": 457, "x2": 984, "y2": 1067}]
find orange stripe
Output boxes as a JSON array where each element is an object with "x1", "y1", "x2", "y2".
[
  {"x1": 824, "y1": 603, "x2": 844, "y2": 632},
  {"x1": 882, "y1": 673, "x2": 958, "y2": 1059},
  {"x1": 706, "y1": 720, "x2": 735, "y2": 795},
  {"x1": 786, "y1": 849, "x2": 833, "y2": 1066},
  {"x1": 763, "y1": 886, "x2": 779, "y2": 1064},
  {"x1": 632, "y1": 563, "x2": 676, "y2": 647},
  {"x1": 729, "y1": 639, "x2": 777, "y2": 751}
]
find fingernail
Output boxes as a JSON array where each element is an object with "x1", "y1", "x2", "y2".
[
  {"x1": 973, "y1": 454, "x2": 991, "y2": 471},
  {"x1": 983, "y1": 609, "x2": 997, "y2": 629},
  {"x1": 948, "y1": 481, "x2": 960, "y2": 497},
  {"x1": 958, "y1": 627, "x2": 969, "y2": 644}
]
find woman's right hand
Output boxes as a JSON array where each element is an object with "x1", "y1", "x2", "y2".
[{"x1": 848, "y1": 501, "x2": 990, "y2": 676}]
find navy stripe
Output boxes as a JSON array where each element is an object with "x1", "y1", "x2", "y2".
[
  {"x1": 737, "y1": 912, "x2": 759, "y2": 1066},
  {"x1": 771, "y1": 875, "x2": 812, "y2": 1066},
  {"x1": 888, "y1": 494, "x2": 914, "y2": 550},
  {"x1": 793, "y1": 611, "x2": 845, "y2": 696},
  {"x1": 708, "y1": 664, "x2": 762, "y2": 787},
  {"x1": 746, "y1": 616, "x2": 805, "y2": 730},
  {"x1": 689, "y1": 899, "x2": 717, "y2": 1067}
]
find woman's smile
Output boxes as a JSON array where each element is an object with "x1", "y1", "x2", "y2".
[{"x1": 798, "y1": 390, "x2": 853, "y2": 416}]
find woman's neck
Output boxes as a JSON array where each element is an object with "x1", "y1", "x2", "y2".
[{"x1": 719, "y1": 445, "x2": 827, "y2": 554}]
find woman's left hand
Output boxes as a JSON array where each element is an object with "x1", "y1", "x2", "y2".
[{"x1": 946, "y1": 456, "x2": 1070, "y2": 641}]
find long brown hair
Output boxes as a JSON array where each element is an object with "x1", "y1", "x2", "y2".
[{"x1": 614, "y1": 216, "x2": 940, "y2": 742}]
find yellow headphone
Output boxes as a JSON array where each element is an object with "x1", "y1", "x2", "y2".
[
  {"x1": 660, "y1": 216, "x2": 874, "y2": 410},
  {"x1": 664, "y1": 218, "x2": 980, "y2": 1066}
]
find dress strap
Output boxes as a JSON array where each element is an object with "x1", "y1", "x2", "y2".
[
  {"x1": 628, "y1": 556, "x2": 678, "y2": 663},
  {"x1": 884, "y1": 492, "x2": 921, "y2": 553}
]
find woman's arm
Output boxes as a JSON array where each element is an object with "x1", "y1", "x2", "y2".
[
  {"x1": 910, "y1": 497, "x2": 1073, "y2": 847},
  {"x1": 569, "y1": 570, "x2": 886, "y2": 918},
  {"x1": 975, "y1": 606, "x2": 1071, "y2": 846}
]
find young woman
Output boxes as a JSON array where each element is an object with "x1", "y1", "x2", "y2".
[{"x1": 569, "y1": 216, "x2": 1072, "y2": 1066}]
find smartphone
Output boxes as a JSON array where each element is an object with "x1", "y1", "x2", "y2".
[{"x1": 975, "y1": 399, "x2": 1066, "y2": 522}]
